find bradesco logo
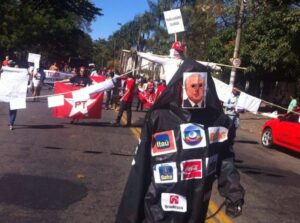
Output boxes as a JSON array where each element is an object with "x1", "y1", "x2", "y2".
[
  {"x1": 153, "y1": 162, "x2": 177, "y2": 184},
  {"x1": 161, "y1": 193, "x2": 187, "y2": 212},
  {"x1": 151, "y1": 130, "x2": 177, "y2": 156},
  {"x1": 180, "y1": 159, "x2": 203, "y2": 180},
  {"x1": 180, "y1": 123, "x2": 206, "y2": 149}
]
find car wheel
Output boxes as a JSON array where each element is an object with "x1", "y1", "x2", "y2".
[{"x1": 261, "y1": 128, "x2": 273, "y2": 148}]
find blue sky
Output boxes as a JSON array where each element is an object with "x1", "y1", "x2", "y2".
[{"x1": 90, "y1": 0, "x2": 150, "y2": 40}]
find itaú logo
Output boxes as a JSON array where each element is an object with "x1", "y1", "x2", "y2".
[{"x1": 155, "y1": 134, "x2": 170, "y2": 149}]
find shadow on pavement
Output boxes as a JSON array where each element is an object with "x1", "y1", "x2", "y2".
[
  {"x1": 71, "y1": 121, "x2": 113, "y2": 127},
  {"x1": 44, "y1": 146, "x2": 64, "y2": 150},
  {"x1": 0, "y1": 174, "x2": 88, "y2": 210},
  {"x1": 235, "y1": 140, "x2": 259, "y2": 144},
  {"x1": 273, "y1": 146, "x2": 300, "y2": 159},
  {"x1": 236, "y1": 164, "x2": 300, "y2": 187},
  {"x1": 237, "y1": 165, "x2": 284, "y2": 177},
  {"x1": 111, "y1": 152, "x2": 134, "y2": 157},
  {"x1": 15, "y1": 124, "x2": 65, "y2": 129}
]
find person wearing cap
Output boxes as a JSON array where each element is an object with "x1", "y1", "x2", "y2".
[
  {"x1": 171, "y1": 41, "x2": 186, "y2": 59},
  {"x1": 89, "y1": 63, "x2": 99, "y2": 76}
]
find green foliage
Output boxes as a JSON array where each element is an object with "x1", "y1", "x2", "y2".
[
  {"x1": 207, "y1": 0, "x2": 300, "y2": 79},
  {"x1": 0, "y1": 0, "x2": 101, "y2": 67}
]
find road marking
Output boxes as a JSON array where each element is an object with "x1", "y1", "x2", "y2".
[{"x1": 118, "y1": 112, "x2": 232, "y2": 223}]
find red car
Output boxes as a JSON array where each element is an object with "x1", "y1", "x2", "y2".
[{"x1": 261, "y1": 112, "x2": 300, "y2": 153}]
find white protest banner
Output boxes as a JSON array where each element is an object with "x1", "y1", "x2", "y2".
[
  {"x1": 212, "y1": 77, "x2": 232, "y2": 102},
  {"x1": 164, "y1": 9, "x2": 185, "y2": 34},
  {"x1": 0, "y1": 67, "x2": 28, "y2": 103},
  {"x1": 10, "y1": 98, "x2": 26, "y2": 110},
  {"x1": 47, "y1": 95, "x2": 65, "y2": 108},
  {"x1": 43, "y1": 70, "x2": 73, "y2": 84},
  {"x1": 237, "y1": 92, "x2": 262, "y2": 114}
]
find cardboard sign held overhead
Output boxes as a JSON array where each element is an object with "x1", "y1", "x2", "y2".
[
  {"x1": 28, "y1": 53, "x2": 41, "y2": 68},
  {"x1": 164, "y1": 9, "x2": 185, "y2": 34}
]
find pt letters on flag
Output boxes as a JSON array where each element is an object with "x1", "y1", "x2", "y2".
[{"x1": 52, "y1": 83, "x2": 104, "y2": 119}]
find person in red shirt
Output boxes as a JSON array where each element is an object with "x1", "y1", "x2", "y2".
[
  {"x1": 154, "y1": 79, "x2": 166, "y2": 101},
  {"x1": 113, "y1": 72, "x2": 135, "y2": 127},
  {"x1": 2, "y1": 56, "x2": 9, "y2": 67}
]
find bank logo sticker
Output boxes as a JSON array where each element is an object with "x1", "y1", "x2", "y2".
[
  {"x1": 151, "y1": 130, "x2": 177, "y2": 156},
  {"x1": 180, "y1": 159, "x2": 202, "y2": 180},
  {"x1": 208, "y1": 127, "x2": 228, "y2": 144},
  {"x1": 180, "y1": 123, "x2": 206, "y2": 149},
  {"x1": 205, "y1": 154, "x2": 218, "y2": 176},
  {"x1": 153, "y1": 162, "x2": 177, "y2": 184},
  {"x1": 161, "y1": 193, "x2": 187, "y2": 212}
]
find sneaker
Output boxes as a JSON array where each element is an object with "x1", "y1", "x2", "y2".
[
  {"x1": 9, "y1": 125, "x2": 13, "y2": 131},
  {"x1": 111, "y1": 121, "x2": 120, "y2": 127}
]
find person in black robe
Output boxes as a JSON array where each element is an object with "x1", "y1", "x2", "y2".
[{"x1": 115, "y1": 58, "x2": 245, "y2": 223}]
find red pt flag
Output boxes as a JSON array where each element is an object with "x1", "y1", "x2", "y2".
[{"x1": 52, "y1": 83, "x2": 104, "y2": 119}]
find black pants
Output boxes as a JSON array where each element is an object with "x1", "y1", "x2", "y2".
[
  {"x1": 116, "y1": 101, "x2": 132, "y2": 125},
  {"x1": 136, "y1": 99, "x2": 144, "y2": 111},
  {"x1": 105, "y1": 90, "x2": 112, "y2": 108}
]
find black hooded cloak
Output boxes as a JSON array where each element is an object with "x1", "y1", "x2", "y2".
[{"x1": 115, "y1": 58, "x2": 244, "y2": 223}]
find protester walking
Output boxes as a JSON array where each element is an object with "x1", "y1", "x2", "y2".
[
  {"x1": 32, "y1": 68, "x2": 42, "y2": 101},
  {"x1": 223, "y1": 87, "x2": 242, "y2": 139},
  {"x1": 105, "y1": 71, "x2": 114, "y2": 109},
  {"x1": 113, "y1": 72, "x2": 135, "y2": 127}
]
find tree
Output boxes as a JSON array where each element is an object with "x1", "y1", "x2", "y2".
[{"x1": 0, "y1": 0, "x2": 102, "y2": 66}]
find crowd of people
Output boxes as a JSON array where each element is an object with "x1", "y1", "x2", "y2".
[{"x1": 1, "y1": 54, "x2": 169, "y2": 128}]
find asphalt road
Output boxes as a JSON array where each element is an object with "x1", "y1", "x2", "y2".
[{"x1": 0, "y1": 92, "x2": 299, "y2": 223}]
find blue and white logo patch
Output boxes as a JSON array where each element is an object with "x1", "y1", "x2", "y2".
[
  {"x1": 153, "y1": 162, "x2": 177, "y2": 184},
  {"x1": 180, "y1": 123, "x2": 206, "y2": 149}
]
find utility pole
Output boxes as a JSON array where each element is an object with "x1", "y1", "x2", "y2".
[{"x1": 229, "y1": 0, "x2": 246, "y2": 86}]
